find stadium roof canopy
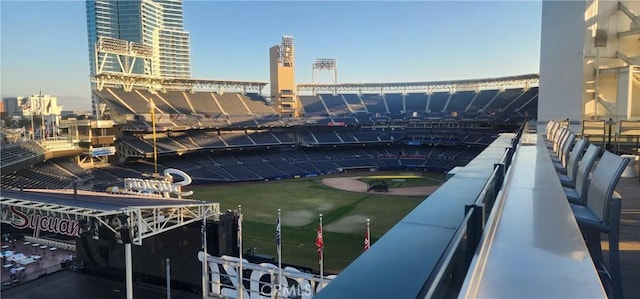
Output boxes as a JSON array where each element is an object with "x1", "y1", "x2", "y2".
[
  {"x1": 92, "y1": 72, "x2": 269, "y2": 93},
  {"x1": 0, "y1": 189, "x2": 219, "y2": 245},
  {"x1": 296, "y1": 73, "x2": 539, "y2": 94}
]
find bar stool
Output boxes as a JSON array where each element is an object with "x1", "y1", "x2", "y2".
[
  {"x1": 619, "y1": 154, "x2": 638, "y2": 178},
  {"x1": 564, "y1": 144, "x2": 600, "y2": 205},
  {"x1": 570, "y1": 151, "x2": 630, "y2": 299},
  {"x1": 557, "y1": 138, "x2": 587, "y2": 188}
]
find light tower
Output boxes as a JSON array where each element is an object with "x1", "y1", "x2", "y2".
[
  {"x1": 312, "y1": 58, "x2": 338, "y2": 84},
  {"x1": 269, "y1": 35, "x2": 300, "y2": 118},
  {"x1": 312, "y1": 58, "x2": 338, "y2": 95}
]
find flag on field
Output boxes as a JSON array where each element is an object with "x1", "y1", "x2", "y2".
[
  {"x1": 364, "y1": 219, "x2": 370, "y2": 251},
  {"x1": 315, "y1": 222, "x2": 324, "y2": 258},
  {"x1": 276, "y1": 212, "x2": 281, "y2": 254}
]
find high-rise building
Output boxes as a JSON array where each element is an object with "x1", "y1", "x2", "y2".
[{"x1": 85, "y1": 0, "x2": 191, "y2": 79}]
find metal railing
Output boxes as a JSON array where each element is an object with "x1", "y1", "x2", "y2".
[{"x1": 420, "y1": 121, "x2": 527, "y2": 298}]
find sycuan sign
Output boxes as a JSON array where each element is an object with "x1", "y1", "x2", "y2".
[{"x1": 5, "y1": 206, "x2": 81, "y2": 237}]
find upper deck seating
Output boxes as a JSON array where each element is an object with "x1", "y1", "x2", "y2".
[
  {"x1": 484, "y1": 88, "x2": 523, "y2": 113},
  {"x1": 360, "y1": 94, "x2": 387, "y2": 115},
  {"x1": 385, "y1": 93, "x2": 404, "y2": 114},
  {"x1": 216, "y1": 93, "x2": 251, "y2": 115},
  {"x1": 243, "y1": 93, "x2": 275, "y2": 115},
  {"x1": 466, "y1": 89, "x2": 498, "y2": 113},
  {"x1": 184, "y1": 92, "x2": 223, "y2": 115},
  {"x1": 444, "y1": 91, "x2": 476, "y2": 114},
  {"x1": 157, "y1": 91, "x2": 193, "y2": 114},
  {"x1": 319, "y1": 94, "x2": 350, "y2": 115},
  {"x1": 501, "y1": 87, "x2": 538, "y2": 115},
  {"x1": 405, "y1": 93, "x2": 428, "y2": 113},
  {"x1": 136, "y1": 89, "x2": 178, "y2": 114},
  {"x1": 427, "y1": 92, "x2": 448, "y2": 114},
  {"x1": 107, "y1": 88, "x2": 150, "y2": 114},
  {"x1": 93, "y1": 89, "x2": 134, "y2": 114},
  {"x1": 342, "y1": 94, "x2": 366, "y2": 112},
  {"x1": 299, "y1": 95, "x2": 327, "y2": 115}
]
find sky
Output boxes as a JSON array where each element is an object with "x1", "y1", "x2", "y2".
[{"x1": 1, "y1": 0, "x2": 542, "y2": 111}]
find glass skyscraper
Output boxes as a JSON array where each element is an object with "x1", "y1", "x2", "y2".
[{"x1": 86, "y1": 0, "x2": 191, "y2": 79}]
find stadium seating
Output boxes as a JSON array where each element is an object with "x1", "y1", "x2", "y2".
[
  {"x1": 360, "y1": 94, "x2": 388, "y2": 115},
  {"x1": 183, "y1": 92, "x2": 224, "y2": 116},
  {"x1": 341, "y1": 94, "x2": 367, "y2": 113},
  {"x1": 0, "y1": 85, "x2": 536, "y2": 189},
  {"x1": 444, "y1": 91, "x2": 476, "y2": 114},
  {"x1": 427, "y1": 92, "x2": 449, "y2": 114},
  {"x1": 385, "y1": 93, "x2": 404, "y2": 115},
  {"x1": 404, "y1": 93, "x2": 428, "y2": 114},
  {"x1": 319, "y1": 94, "x2": 350, "y2": 115},
  {"x1": 298, "y1": 95, "x2": 327, "y2": 115}
]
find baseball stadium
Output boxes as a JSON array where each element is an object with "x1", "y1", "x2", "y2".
[
  {"x1": 0, "y1": 32, "x2": 537, "y2": 295},
  {"x1": 1, "y1": 1, "x2": 640, "y2": 299}
]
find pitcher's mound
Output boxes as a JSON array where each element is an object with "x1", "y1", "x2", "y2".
[{"x1": 321, "y1": 177, "x2": 438, "y2": 196}]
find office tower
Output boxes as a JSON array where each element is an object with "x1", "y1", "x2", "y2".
[{"x1": 86, "y1": 0, "x2": 191, "y2": 79}]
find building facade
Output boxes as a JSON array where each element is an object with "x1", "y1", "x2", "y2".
[
  {"x1": 539, "y1": 0, "x2": 640, "y2": 126},
  {"x1": 86, "y1": 0, "x2": 190, "y2": 79},
  {"x1": 1, "y1": 97, "x2": 21, "y2": 118},
  {"x1": 270, "y1": 36, "x2": 300, "y2": 118}
]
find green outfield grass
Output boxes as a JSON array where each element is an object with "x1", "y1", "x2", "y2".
[{"x1": 191, "y1": 171, "x2": 437, "y2": 273}]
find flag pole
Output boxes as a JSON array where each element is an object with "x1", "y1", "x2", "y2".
[
  {"x1": 29, "y1": 99, "x2": 34, "y2": 140},
  {"x1": 39, "y1": 90, "x2": 45, "y2": 140},
  {"x1": 50, "y1": 100, "x2": 55, "y2": 138},
  {"x1": 277, "y1": 208, "x2": 282, "y2": 290},
  {"x1": 238, "y1": 205, "x2": 243, "y2": 299},
  {"x1": 366, "y1": 218, "x2": 370, "y2": 251},
  {"x1": 319, "y1": 214, "x2": 324, "y2": 290},
  {"x1": 202, "y1": 203, "x2": 208, "y2": 299},
  {"x1": 149, "y1": 99, "x2": 158, "y2": 176}
]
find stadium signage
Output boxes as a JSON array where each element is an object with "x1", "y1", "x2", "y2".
[
  {"x1": 201, "y1": 254, "x2": 334, "y2": 298},
  {"x1": 122, "y1": 168, "x2": 193, "y2": 198},
  {"x1": 327, "y1": 121, "x2": 346, "y2": 127},
  {"x1": 91, "y1": 146, "x2": 116, "y2": 157},
  {"x1": 6, "y1": 206, "x2": 81, "y2": 237}
]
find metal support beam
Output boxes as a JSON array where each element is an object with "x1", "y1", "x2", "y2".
[
  {"x1": 125, "y1": 242, "x2": 134, "y2": 299},
  {"x1": 617, "y1": 52, "x2": 640, "y2": 66},
  {"x1": 297, "y1": 74, "x2": 539, "y2": 94},
  {"x1": 618, "y1": 2, "x2": 640, "y2": 26},
  {"x1": 617, "y1": 29, "x2": 640, "y2": 38},
  {"x1": 1, "y1": 192, "x2": 220, "y2": 246}
]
